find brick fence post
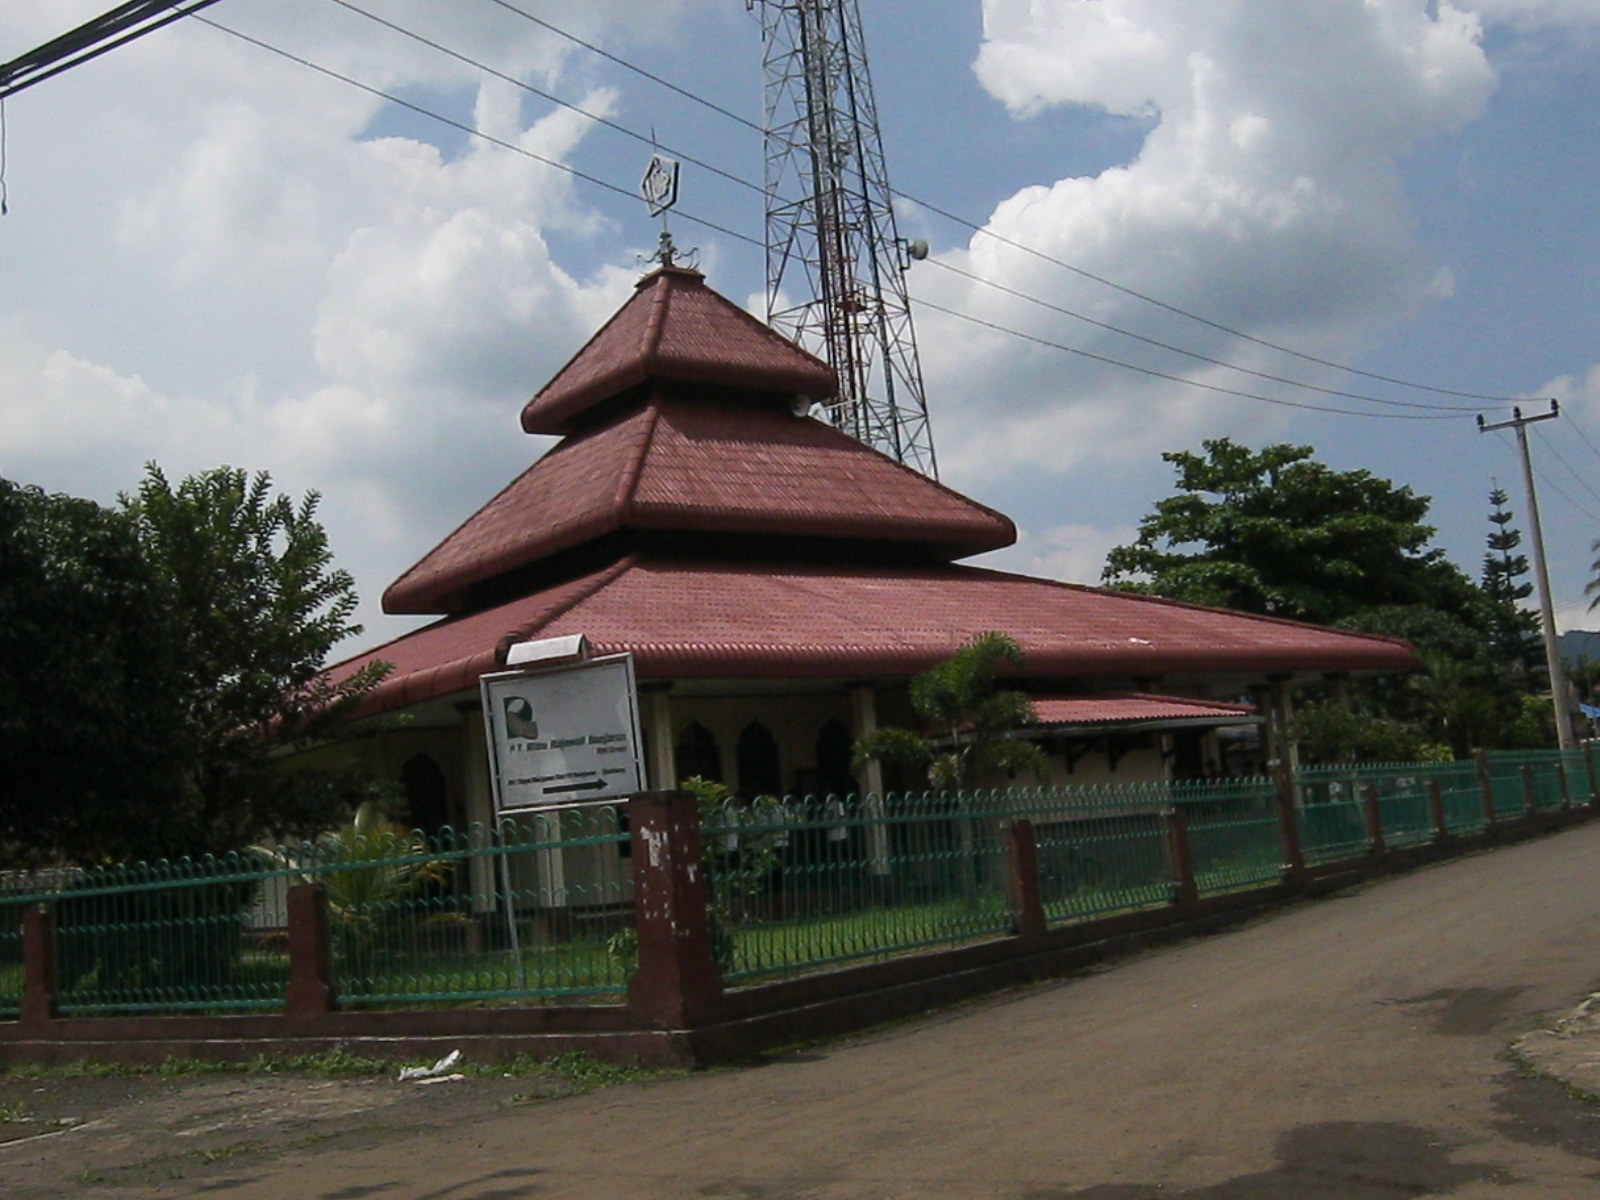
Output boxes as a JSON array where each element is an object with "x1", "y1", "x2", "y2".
[
  {"x1": 1274, "y1": 763, "x2": 1307, "y2": 889},
  {"x1": 1003, "y1": 819, "x2": 1047, "y2": 942},
  {"x1": 1166, "y1": 806, "x2": 1201, "y2": 913},
  {"x1": 1427, "y1": 778, "x2": 1447, "y2": 842},
  {"x1": 285, "y1": 882, "x2": 335, "y2": 1016},
  {"x1": 1474, "y1": 749, "x2": 1497, "y2": 835},
  {"x1": 1362, "y1": 784, "x2": 1386, "y2": 858},
  {"x1": 20, "y1": 904, "x2": 57, "y2": 1028},
  {"x1": 627, "y1": 790, "x2": 723, "y2": 1029}
]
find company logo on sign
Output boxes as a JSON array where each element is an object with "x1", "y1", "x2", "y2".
[{"x1": 502, "y1": 696, "x2": 540, "y2": 741}]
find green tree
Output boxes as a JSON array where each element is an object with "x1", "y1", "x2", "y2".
[
  {"x1": 122, "y1": 465, "x2": 389, "y2": 858},
  {"x1": 1481, "y1": 487, "x2": 1543, "y2": 690},
  {"x1": 852, "y1": 632, "x2": 1049, "y2": 789},
  {"x1": 1103, "y1": 441, "x2": 1547, "y2": 756},
  {"x1": 0, "y1": 479, "x2": 184, "y2": 865},
  {"x1": 0, "y1": 467, "x2": 387, "y2": 866},
  {"x1": 1101, "y1": 439, "x2": 1463, "y2": 625}
]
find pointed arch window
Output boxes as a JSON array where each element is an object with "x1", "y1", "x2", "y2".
[
  {"x1": 675, "y1": 721, "x2": 722, "y2": 784},
  {"x1": 737, "y1": 721, "x2": 782, "y2": 799},
  {"x1": 815, "y1": 718, "x2": 855, "y2": 797}
]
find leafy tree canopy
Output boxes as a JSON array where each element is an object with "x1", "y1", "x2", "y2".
[
  {"x1": 0, "y1": 479, "x2": 184, "y2": 865},
  {"x1": 1102, "y1": 440, "x2": 1550, "y2": 757},
  {"x1": 0, "y1": 466, "x2": 387, "y2": 866},
  {"x1": 1101, "y1": 439, "x2": 1463, "y2": 628}
]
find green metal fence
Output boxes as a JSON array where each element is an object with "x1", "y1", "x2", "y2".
[
  {"x1": 1179, "y1": 778, "x2": 1283, "y2": 895},
  {"x1": 1483, "y1": 753, "x2": 1531, "y2": 819},
  {"x1": 703, "y1": 791, "x2": 1016, "y2": 985},
  {"x1": 1295, "y1": 770, "x2": 1370, "y2": 864},
  {"x1": 0, "y1": 807, "x2": 632, "y2": 1014},
  {"x1": 281, "y1": 805, "x2": 633, "y2": 1006},
  {"x1": 1436, "y1": 761, "x2": 1488, "y2": 835},
  {"x1": 4, "y1": 749, "x2": 1595, "y2": 1016}
]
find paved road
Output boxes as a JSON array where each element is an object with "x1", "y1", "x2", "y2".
[{"x1": 23, "y1": 823, "x2": 1600, "y2": 1198}]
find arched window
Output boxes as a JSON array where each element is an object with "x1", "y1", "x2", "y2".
[
  {"x1": 737, "y1": 721, "x2": 782, "y2": 799},
  {"x1": 400, "y1": 753, "x2": 449, "y2": 837},
  {"x1": 815, "y1": 718, "x2": 855, "y2": 797},
  {"x1": 675, "y1": 721, "x2": 722, "y2": 784}
]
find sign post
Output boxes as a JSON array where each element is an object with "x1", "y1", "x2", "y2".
[
  {"x1": 480, "y1": 654, "x2": 646, "y2": 814},
  {"x1": 479, "y1": 652, "x2": 646, "y2": 986}
]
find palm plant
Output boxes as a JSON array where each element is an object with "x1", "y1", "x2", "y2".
[
  {"x1": 253, "y1": 801, "x2": 446, "y2": 986},
  {"x1": 854, "y1": 633, "x2": 1049, "y2": 901},
  {"x1": 853, "y1": 631, "x2": 1050, "y2": 790}
]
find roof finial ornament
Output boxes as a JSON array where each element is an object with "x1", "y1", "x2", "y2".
[{"x1": 639, "y1": 146, "x2": 697, "y2": 272}]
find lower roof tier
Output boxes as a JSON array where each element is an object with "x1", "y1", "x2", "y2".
[{"x1": 331, "y1": 556, "x2": 1422, "y2": 717}]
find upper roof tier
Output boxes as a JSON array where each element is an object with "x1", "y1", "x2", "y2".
[{"x1": 520, "y1": 265, "x2": 838, "y2": 436}]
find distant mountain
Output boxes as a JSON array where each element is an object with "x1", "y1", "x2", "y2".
[{"x1": 1560, "y1": 629, "x2": 1600, "y2": 667}]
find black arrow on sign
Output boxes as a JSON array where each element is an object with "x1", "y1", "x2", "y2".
[{"x1": 545, "y1": 779, "x2": 608, "y2": 795}]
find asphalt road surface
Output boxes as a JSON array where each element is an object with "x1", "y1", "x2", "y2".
[{"x1": 12, "y1": 822, "x2": 1600, "y2": 1198}]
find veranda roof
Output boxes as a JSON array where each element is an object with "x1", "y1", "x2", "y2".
[{"x1": 337, "y1": 557, "x2": 1422, "y2": 717}]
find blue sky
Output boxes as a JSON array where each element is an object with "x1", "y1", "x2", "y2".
[{"x1": 3, "y1": 0, "x2": 1600, "y2": 656}]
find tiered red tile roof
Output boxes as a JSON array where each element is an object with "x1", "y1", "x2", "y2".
[
  {"x1": 520, "y1": 265, "x2": 837, "y2": 435},
  {"x1": 385, "y1": 396, "x2": 1015, "y2": 614},
  {"x1": 332, "y1": 264, "x2": 1421, "y2": 715}
]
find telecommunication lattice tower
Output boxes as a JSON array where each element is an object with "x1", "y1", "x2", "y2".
[{"x1": 749, "y1": 0, "x2": 938, "y2": 477}]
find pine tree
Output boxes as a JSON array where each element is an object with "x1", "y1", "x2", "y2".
[{"x1": 1481, "y1": 486, "x2": 1544, "y2": 691}]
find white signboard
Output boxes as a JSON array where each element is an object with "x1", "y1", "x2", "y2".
[{"x1": 480, "y1": 654, "x2": 645, "y2": 814}]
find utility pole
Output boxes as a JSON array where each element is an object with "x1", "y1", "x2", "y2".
[{"x1": 1478, "y1": 401, "x2": 1576, "y2": 750}]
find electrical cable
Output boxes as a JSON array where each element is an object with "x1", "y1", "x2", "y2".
[
  {"x1": 338, "y1": 0, "x2": 1515, "y2": 418},
  {"x1": 191, "y1": 15, "x2": 762, "y2": 251},
  {"x1": 907, "y1": 295, "x2": 1467, "y2": 422},
  {"x1": 1564, "y1": 415, "x2": 1600, "y2": 470},
  {"x1": 327, "y1": 0, "x2": 765, "y2": 201},
  {"x1": 191, "y1": 7, "x2": 1555, "y2": 426},
  {"x1": 924, "y1": 257, "x2": 1486, "y2": 414},
  {"x1": 0, "y1": 1, "x2": 225, "y2": 101},
  {"x1": 1533, "y1": 425, "x2": 1600, "y2": 509},
  {"x1": 497, "y1": 2, "x2": 1532, "y2": 408},
  {"x1": 481, "y1": 0, "x2": 764, "y2": 135},
  {"x1": 1491, "y1": 430, "x2": 1600, "y2": 527}
]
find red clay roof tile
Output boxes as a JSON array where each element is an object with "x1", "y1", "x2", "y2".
[
  {"x1": 384, "y1": 397, "x2": 1016, "y2": 614},
  {"x1": 521, "y1": 266, "x2": 837, "y2": 435},
  {"x1": 1031, "y1": 694, "x2": 1257, "y2": 727},
  {"x1": 343, "y1": 558, "x2": 1422, "y2": 716}
]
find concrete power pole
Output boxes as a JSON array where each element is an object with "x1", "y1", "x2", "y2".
[{"x1": 1478, "y1": 401, "x2": 1576, "y2": 751}]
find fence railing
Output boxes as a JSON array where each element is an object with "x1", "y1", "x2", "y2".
[
  {"x1": 0, "y1": 804, "x2": 632, "y2": 1016},
  {"x1": 4, "y1": 748, "x2": 1597, "y2": 1020}
]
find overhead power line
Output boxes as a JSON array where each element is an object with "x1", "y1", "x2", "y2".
[
  {"x1": 497, "y1": 2, "x2": 1528, "y2": 409},
  {"x1": 195, "y1": 10, "x2": 1507, "y2": 426},
  {"x1": 924, "y1": 258, "x2": 1485, "y2": 415},
  {"x1": 318, "y1": 0, "x2": 1511, "y2": 422},
  {"x1": 327, "y1": 0, "x2": 765, "y2": 202},
  {"x1": 909, "y1": 297, "x2": 1465, "y2": 422},
  {"x1": 192, "y1": 15, "x2": 762, "y2": 251},
  {"x1": 1533, "y1": 425, "x2": 1600, "y2": 510},
  {"x1": 0, "y1": 0, "x2": 224, "y2": 101}
]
